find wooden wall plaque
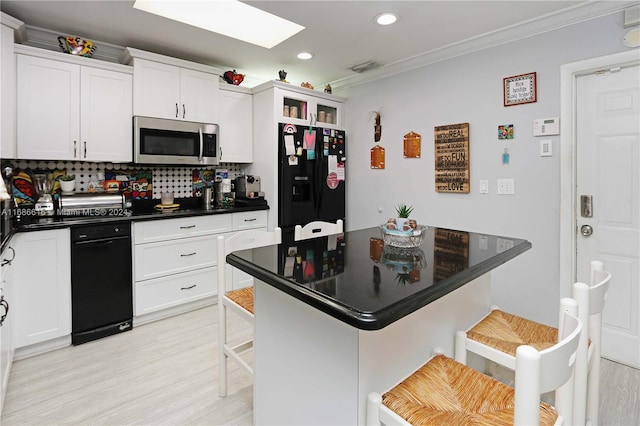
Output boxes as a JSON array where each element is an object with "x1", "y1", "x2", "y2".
[{"x1": 434, "y1": 123, "x2": 470, "y2": 193}]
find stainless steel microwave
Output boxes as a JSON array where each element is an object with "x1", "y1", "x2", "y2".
[{"x1": 133, "y1": 116, "x2": 219, "y2": 166}]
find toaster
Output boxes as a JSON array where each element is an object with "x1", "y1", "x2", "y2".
[{"x1": 235, "y1": 175, "x2": 262, "y2": 198}]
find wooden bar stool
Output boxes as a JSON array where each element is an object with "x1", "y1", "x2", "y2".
[
  {"x1": 217, "y1": 227, "x2": 282, "y2": 397},
  {"x1": 454, "y1": 261, "x2": 611, "y2": 425},
  {"x1": 367, "y1": 298, "x2": 583, "y2": 425}
]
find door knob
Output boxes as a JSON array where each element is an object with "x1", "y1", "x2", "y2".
[{"x1": 580, "y1": 225, "x2": 593, "y2": 236}]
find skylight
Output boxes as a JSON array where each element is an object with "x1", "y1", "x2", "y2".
[{"x1": 133, "y1": 0, "x2": 305, "y2": 49}]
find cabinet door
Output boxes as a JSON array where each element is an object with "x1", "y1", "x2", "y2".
[
  {"x1": 133, "y1": 58, "x2": 180, "y2": 120},
  {"x1": 276, "y1": 89, "x2": 312, "y2": 124},
  {"x1": 80, "y1": 67, "x2": 133, "y2": 162},
  {"x1": 315, "y1": 98, "x2": 342, "y2": 129},
  {"x1": 1, "y1": 25, "x2": 16, "y2": 159},
  {"x1": 12, "y1": 229, "x2": 71, "y2": 348},
  {"x1": 0, "y1": 246, "x2": 14, "y2": 414},
  {"x1": 219, "y1": 89, "x2": 253, "y2": 163},
  {"x1": 180, "y1": 68, "x2": 219, "y2": 123},
  {"x1": 17, "y1": 55, "x2": 79, "y2": 160}
]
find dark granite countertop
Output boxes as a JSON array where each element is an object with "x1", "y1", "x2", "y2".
[
  {"x1": 1, "y1": 197, "x2": 268, "y2": 254},
  {"x1": 227, "y1": 226, "x2": 531, "y2": 330}
]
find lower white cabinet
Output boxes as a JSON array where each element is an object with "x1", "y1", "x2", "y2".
[
  {"x1": 132, "y1": 210, "x2": 267, "y2": 318},
  {"x1": 1, "y1": 243, "x2": 15, "y2": 416},
  {"x1": 135, "y1": 267, "x2": 216, "y2": 316},
  {"x1": 11, "y1": 229, "x2": 71, "y2": 348}
]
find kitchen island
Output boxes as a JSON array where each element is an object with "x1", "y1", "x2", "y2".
[{"x1": 227, "y1": 226, "x2": 531, "y2": 425}]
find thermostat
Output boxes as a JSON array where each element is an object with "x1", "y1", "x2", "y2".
[{"x1": 533, "y1": 117, "x2": 559, "y2": 136}]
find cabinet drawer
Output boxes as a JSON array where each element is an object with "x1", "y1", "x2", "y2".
[
  {"x1": 134, "y1": 215, "x2": 232, "y2": 243},
  {"x1": 134, "y1": 267, "x2": 216, "y2": 316},
  {"x1": 233, "y1": 210, "x2": 267, "y2": 230},
  {"x1": 134, "y1": 235, "x2": 217, "y2": 281}
]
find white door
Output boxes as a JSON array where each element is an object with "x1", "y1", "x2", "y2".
[
  {"x1": 179, "y1": 68, "x2": 219, "y2": 123},
  {"x1": 576, "y1": 64, "x2": 640, "y2": 368}
]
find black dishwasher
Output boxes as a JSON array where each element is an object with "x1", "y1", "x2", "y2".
[{"x1": 71, "y1": 222, "x2": 133, "y2": 345}]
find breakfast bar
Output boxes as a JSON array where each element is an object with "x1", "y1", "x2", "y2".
[{"x1": 227, "y1": 226, "x2": 531, "y2": 425}]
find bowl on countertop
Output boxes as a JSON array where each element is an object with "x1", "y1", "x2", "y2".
[{"x1": 380, "y1": 224, "x2": 427, "y2": 248}]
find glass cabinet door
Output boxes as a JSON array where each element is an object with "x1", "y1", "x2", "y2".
[{"x1": 281, "y1": 94, "x2": 310, "y2": 122}]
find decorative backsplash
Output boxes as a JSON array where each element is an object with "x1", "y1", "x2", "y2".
[{"x1": 6, "y1": 160, "x2": 247, "y2": 199}]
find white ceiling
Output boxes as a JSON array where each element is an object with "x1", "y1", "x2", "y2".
[{"x1": 0, "y1": 1, "x2": 634, "y2": 88}]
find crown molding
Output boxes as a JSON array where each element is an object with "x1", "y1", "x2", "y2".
[
  {"x1": 1, "y1": 11, "x2": 26, "y2": 42},
  {"x1": 330, "y1": 1, "x2": 636, "y2": 91}
]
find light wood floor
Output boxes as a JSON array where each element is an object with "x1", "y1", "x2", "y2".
[{"x1": 2, "y1": 304, "x2": 639, "y2": 425}]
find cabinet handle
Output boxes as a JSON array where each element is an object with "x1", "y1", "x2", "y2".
[
  {"x1": 1, "y1": 246, "x2": 15, "y2": 266},
  {"x1": 180, "y1": 252, "x2": 196, "y2": 257},
  {"x1": 219, "y1": 146, "x2": 222, "y2": 160},
  {"x1": 244, "y1": 218, "x2": 257, "y2": 222},
  {"x1": 183, "y1": 104, "x2": 186, "y2": 119},
  {"x1": 179, "y1": 225, "x2": 196, "y2": 229},
  {"x1": 176, "y1": 103, "x2": 179, "y2": 118},
  {"x1": 74, "y1": 140, "x2": 77, "y2": 158},
  {"x1": 181, "y1": 284, "x2": 197, "y2": 290},
  {"x1": 83, "y1": 141, "x2": 87, "y2": 158},
  {"x1": 0, "y1": 296, "x2": 8, "y2": 326}
]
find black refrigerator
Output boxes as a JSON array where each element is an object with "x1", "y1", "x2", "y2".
[{"x1": 278, "y1": 123, "x2": 346, "y2": 230}]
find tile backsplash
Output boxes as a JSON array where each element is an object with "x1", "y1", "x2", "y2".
[{"x1": 8, "y1": 160, "x2": 246, "y2": 199}]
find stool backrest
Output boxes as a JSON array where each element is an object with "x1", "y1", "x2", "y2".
[
  {"x1": 294, "y1": 219, "x2": 343, "y2": 241},
  {"x1": 217, "y1": 227, "x2": 282, "y2": 294}
]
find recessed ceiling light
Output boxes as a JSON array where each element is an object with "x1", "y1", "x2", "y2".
[
  {"x1": 375, "y1": 13, "x2": 397, "y2": 26},
  {"x1": 297, "y1": 52, "x2": 313, "y2": 60},
  {"x1": 133, "y1": 0, "x2": 305, "y2": 49}
]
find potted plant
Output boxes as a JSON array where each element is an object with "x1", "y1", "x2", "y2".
[
  {"x1": 59, "y1": 174, "x2": 76, "y2": 193},
  {"x1": 386, "y1": 203, "x2": 414, "y2": 232}
]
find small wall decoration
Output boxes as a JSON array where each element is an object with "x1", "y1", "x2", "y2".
[
  {"x1": 503, "y1": 72, "x2": 537, "y2": 106},
  {"x1": 370, "y1": 111, "x2": 385, "y2": 169},
  {"x1": 403, "y1": 131, "x2": 421, "y2": 158},
  {"x1": 434, "y1": 123, "x2": 470, "y2": 193},
  {"x1": 498, "y1": 124, "x2": 514, "y2": 140}
]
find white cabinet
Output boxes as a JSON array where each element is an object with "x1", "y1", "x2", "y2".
[
  {"x1": 271, "y1": 84, "x2": 343, "y2": 129},
  {"x1": 230, "y1": 210, "x2": 268, "y2": 290},
  {"x1": 16, "y1": 46, "x2": 132, "y2": 162},
  {"x1": 132, "y1": 211, "x2": 268, "y2": 317},
  {"x1": 1, "y1": 244, "x2": 15, "y2": 415},
  {"x1": 1, "y1": 16, "x2": 21, "y2": 159},
  {"x1": 219, "y1": 86, "x2": 253, "y2": 163},
  {"x1": 133, "y1": 214, "x2": 232, "y2": 318},
  {"x1": 132, "y1": 58, "x2": 219, "y2": 123},
  {"x1": 11, "y1": 229, "x2": 71, "y2": 349}
]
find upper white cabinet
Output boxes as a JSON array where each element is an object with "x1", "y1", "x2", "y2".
[
  {"x1": 266, "y1": 83, "x2": 343, "y2": 129},
  {"x1": 1, "y1": 13, "x2": 23, "y2": 159},
  {"x1": 219, "y1": 86, "x2": 253, "y2": 163},
  {"x1": 16, "y1": 46, "x2": 133, "y2": 162},
  {"x1": 123, "y1": 48, "x2": 221, "y2": 124}
]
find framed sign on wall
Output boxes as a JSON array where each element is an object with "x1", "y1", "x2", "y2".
[
  {"x1": 434, "y1": 123, "x2": 470, "y2": 193},
  {"x1": 503, "y1": 72, "x2": 537, "y2": 106}
]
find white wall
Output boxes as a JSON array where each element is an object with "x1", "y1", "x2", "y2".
[{"x1": 338, "y1": 12, "x2": 632, "y2": 325}]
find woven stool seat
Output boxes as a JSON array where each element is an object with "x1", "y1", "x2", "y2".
[
  {"x1": 382, "y1": 355, "x2": 558, "y2": 426},
  {"x1": 466, "y1": 309, "x2": 558, "y2": 357},
  {"x1": 226, "y1": 287, "x2": 254, "y2": 314}
]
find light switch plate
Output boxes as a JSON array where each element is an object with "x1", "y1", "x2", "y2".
[
  {"x1": 479, "y1": 180, "x2": 489, "y2": 194},
  {"x1": 497, "y1": 178, "x2": 515, "y2": 195},
  {"x1": 540, "y1": 139, "x2": 552, "y2": 156}
]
